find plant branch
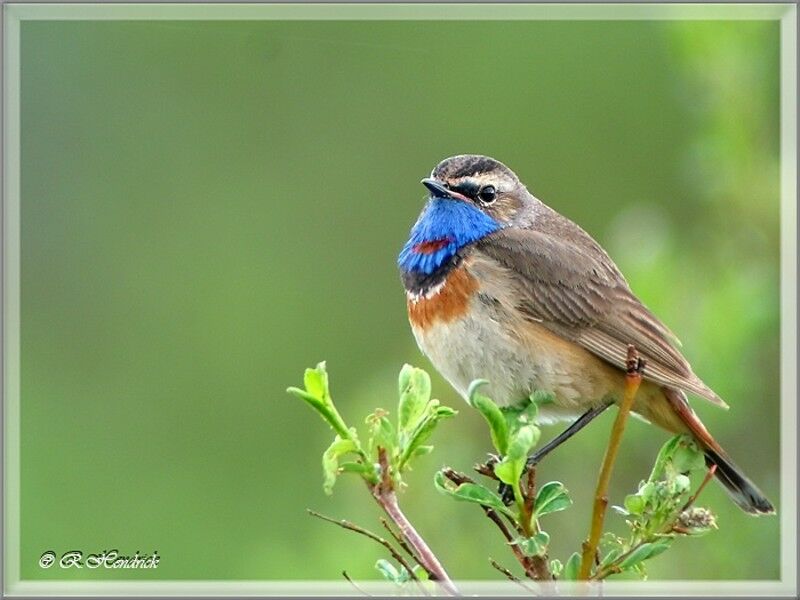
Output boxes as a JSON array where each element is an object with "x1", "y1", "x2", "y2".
[
  {"x1": 342, "y1": 570, "x2": 373, "y2": 597},
  {"x1": 441, "y1": 467, "x2": 552, "y2": 581},
  {"x1": 307, "y1": 508, "x2": 425, "y2": 592},
  {"x1": 372, "y1": 448, "x2": 458, "y2": 596},
  {"x1": 379, "y1": 517, "x2": 429, "y2": 575},
  {"x1": 489, "y1": 558, "x2": 521, "y2": 582},
  {"x1": 473, "y1": 459, "x2": 526, "y2": 534},
  {"x1": 525, "y1": 467, "x2": 536, "y2": 531},
  {"x1": 592, "y1": 460, "x2": 719, "y2": 580},
  {"x1": 579, "y1": 344, "x2": 645, "y2": 580},
  {"x1": 680, "y1": 464, "x2": 717, "y2": 512},
  {"x1": 489, "y1": 558, "x2": 539, "y2": 593}
]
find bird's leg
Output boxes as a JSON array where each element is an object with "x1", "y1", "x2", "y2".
[
  {"x1": 499, "y1": 400, "x2": 615, "y2": 505},
  {"x1": 525, "y1": 400, "x2": 615, "y2": 469}
]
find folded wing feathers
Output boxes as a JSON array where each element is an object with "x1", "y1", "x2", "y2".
[
  {"x1": 475, "y1": 226, "x2": 725, "y2": 409},
  {"x1": 577, "y1": 328, "x2": 728, "y2": 408}
]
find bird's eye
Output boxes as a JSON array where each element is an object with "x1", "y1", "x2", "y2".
[{"x1": 478, "y1": 185, "x2": 497, "y2": 204}]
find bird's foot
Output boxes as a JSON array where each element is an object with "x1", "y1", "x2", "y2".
[
  {"x1": 625, "y1": 344, "x2": 646, "y2": 375},
  {"x1": 499, "y1": 481, "x2": 515, "y2": 506}
]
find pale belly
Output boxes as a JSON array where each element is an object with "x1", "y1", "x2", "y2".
[{"x1": 410, "y1": 292, "x2": 630, "y2": 424}]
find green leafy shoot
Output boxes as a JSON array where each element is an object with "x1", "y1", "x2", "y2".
[
  {"x1": 433, "y1": 471, "x2": 515, "y2": 519},
  {"x1": 322, "y1": 436, "x2": 359, "y2": 495},
  {"x1": 398, "y1": 364, "x2": 431, "y2": 434},
  {"x1": 467, "y1": 380, "x2": 509, "y2": 455},
  {"x1": 453, "y1": 382, "x2": 567, "y2": 558},
  {"x1": 562, "y1": 552, "x2": 582, "y2": 581},
  {"x1": 374, "y1": 560, "x2": 429, "y2": 586},
  {"x1": 596, "y1": 434, "x2": 717, "y2": 580},
  {"x1": 395, "y1": 365, "x2": 457, "y2": 473},
  {"x1": 494, "y1": 424, "x2": 540, "y2": 523},
  {"x1": 287, "y1": 362, "x2": 352, "y2": 441},
  {"x1": 292, "y1": 367, "x2": 720, "y2": 586},
  {"x1": 513, "y1": 531, "x2": 551, "y2": 557},
  {"x1": 287, "y1": 362, "x2": 455, "y2": 495},
  {"x1": 534, "y1": 481, "x2": 572, "y2": 518}
]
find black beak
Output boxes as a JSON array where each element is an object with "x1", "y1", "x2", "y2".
[{"x1": 421, "y1": 178, "x2": 453, "y2": 199}]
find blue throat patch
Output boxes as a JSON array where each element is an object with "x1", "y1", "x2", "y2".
[{"x1": 398, "y1": 199, "x2": 501, "y2": 275}]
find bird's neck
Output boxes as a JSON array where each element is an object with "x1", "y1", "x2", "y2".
[{"x1": 398, "y1": 199, "x2": 500, "y2": 294}]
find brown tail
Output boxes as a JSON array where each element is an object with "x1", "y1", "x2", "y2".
[{"x1": 662, "y1": 388, "x2": 775, "y2": 515}]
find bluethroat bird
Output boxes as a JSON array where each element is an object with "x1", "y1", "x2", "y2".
[{"x1": 398, "y1": 154, "x2": 774, "y2": 515}]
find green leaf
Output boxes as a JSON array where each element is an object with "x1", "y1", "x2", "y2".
[
  {"x1": 411, "y1": 445, "x2": 434, "y2": 458},
  {"x1": 507, "y1": 424, "x2": 540, "y2": 461},
  {"x1": 338, "y1": 461, "x2": 370, "y2": 474},
  {"x1": 286, "y1": 386, "x2": 323, "y2": 409},
  {"x1": 638, "y1": 481, "x2": 657, "y2": 504},
  {"x1": 436, "y1": 406, "x2": 457, "y2": 418},
  {"x1": 467, "y1": 380, "x2": 509, "y2": 454},
  {"x1": 617, "y1": 539, "x2": 673, "y2": 570},
  {"x1": 303, "y1": 362, "x2": 329, "y2": 400},
  {"x1": 493, "y1": 461, "x2": 516, "y2": 487},
  {"x1": 398, "y1": 365, "x2": 431, "y2": 434},
  {"x1": 396, "y1": 565, "x2": 412, "y2": 584},
  {"x1": 514, "y1": 531, "x2": 550, "y2": 557},
  {"x1": 322, "y1": 437, "x2": 357, "y2": 494},
  {"x1": 433, "y1": 471, "x2": 516, "y2": 518},
  {"x1": 549, "y1": 559, "x2": 563, "y2": 578},
  {"x1": 670, "y1": 437, "x2": 705, "y2": 473},
  {"x1": 648, "y1": 435, "x2": 683, "y2": 482},
  {"x1": 398, "y1": 400, "x2": 455, "y2": 470},
  {"x1": 562, "y1": 552, "x2": 582, "y2": 581},
  {"x1": 412, "y1": 565, "x2": 429, "y2": 581},
  {"x1": 624, "y1": 493, "x2": 646, "y2": 516},
  {"x1": 534, "y1": 481, "x2": 572, "y2": 518},
  {"x1": 375, "y1": 559, "x2": 401, "y2": 583},
  {"x1": 494, "y1": 425, "x2": 539, "y2": 486},
  {"x1": 599, "y1": 548, "x2": 624, "y2": 568},
  {"x1": 287, "y1": 362, "x2": 351, "y2": 440},
  {"x1": 518, "y1": 400, "x2": 539, "y2": 424},
  {"x1": 367, "y1": 410, "x2": 396, "y2": 458},
  {"x1": 672, "y1": 474, "x2": 691, "y2": 495},
  {"x1": 501, "y1": 399, "x2": 537, "y2": 427},
  {"x1": 530, "y1": 389, "x2": 555, "y2": 407}
]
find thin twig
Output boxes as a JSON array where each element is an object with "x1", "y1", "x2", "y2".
[
  {"x1": 489, "y1": 558, "x2": 539, "y2": 594},
  {"x1": 307, "y1": 509, "x2": 425, "y2": 593},
  {"x1": 578, "y1": 345, "x2": 645, "y2": 580},
  {"x1": 379, "y1": 516, "x2": 428, "y2": 572},
  {"x1": 442, "y1": 468, "x2": 546, "y2": 581},
  {"x1": 523, "y1": 466, "x2": 555, "y2": 581},
  {"x1": 525, "y1": 466, "x2": 536, "y2": 530},
  {"x1": 680, "y1": 464, "x2": 718, "y2": 512},
  {"x1": 441, "y1": 471, "x2": 516, "y2": 541},
  {"x1": 342, "y1": 570, "x2": 373, "y2": 597},
  {"x1": 475, "y1": 454, "x2": 501, "y2": 481},
  {"x1": 590, "y1": 545, "x2": 635, "y2": 581},
  {"x1": 372, "y1": 448, "x2": 458, "y2": 596},
  {"x1": 489, "y1": 558, "x2": 522, "y2": 582}
]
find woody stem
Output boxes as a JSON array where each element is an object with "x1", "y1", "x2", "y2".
[
  {"x1": 372, "y1": 448, "x2": 459, "y2": 595},
  {"x1": 578, "y1": 345, "x2": 644, "y2": 581}
]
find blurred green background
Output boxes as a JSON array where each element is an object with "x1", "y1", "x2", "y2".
[{"x1": 20, "y1": 19, "x2": 780, "y2": 581}]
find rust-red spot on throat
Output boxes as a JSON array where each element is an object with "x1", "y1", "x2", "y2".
[{"x1": 412, "y1": 238, "x2": 452, "y2": 254}]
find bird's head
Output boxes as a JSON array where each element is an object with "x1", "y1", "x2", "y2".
[
  {"x1": 398, "y1": 155, "x2": 529, "y2": 277},
  {"x1": 425, "y1": 154, "x2": 527, "y2": 223}
]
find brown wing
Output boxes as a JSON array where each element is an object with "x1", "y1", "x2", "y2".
[{"x1": 474, "y1": 224, "x2": 726, "y2": 408}]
